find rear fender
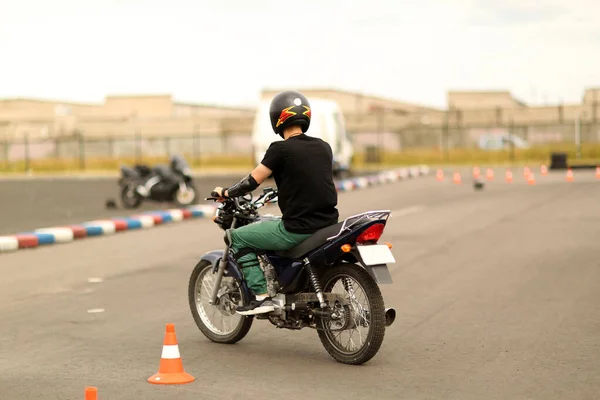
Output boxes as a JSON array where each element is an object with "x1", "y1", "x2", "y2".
[
  {"x1": 315, "y1": 220, "x2": 394, "y2": 284},
  {"x1": 199, "y1": 250, "x2": 253, "y2": 297},
  {"x1": 315, "y1": 219, "x2": 388, "y2": 264},
  {"x1": 360, "y1": 263, "x2": 393, "y2": 284}
]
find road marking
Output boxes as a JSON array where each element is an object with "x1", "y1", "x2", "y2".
[
  {"x1": 390, "y1": 205, "x2": 426, "y2": 217},
  {"x1": 87, "y1": 308, "x2": 105, "y2": 314},
  {"x1": 87, "y1": 277, "x2": 104, "y2": 283}
]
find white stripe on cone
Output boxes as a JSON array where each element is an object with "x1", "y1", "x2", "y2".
[{"x1": 161, "y1": 344, "x2": 181, "y2": 359}]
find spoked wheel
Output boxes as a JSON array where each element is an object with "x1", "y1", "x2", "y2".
[
  {"x1": 188, "y1": 260, "x2": 253, "y2": 344},
  {"x1": 317, "y1": 263, "x2": 386, "y2": 365}
]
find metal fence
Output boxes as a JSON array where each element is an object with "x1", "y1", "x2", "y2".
[{"x1": 1, "y1": 121, "x2": 599, "y2": 170}]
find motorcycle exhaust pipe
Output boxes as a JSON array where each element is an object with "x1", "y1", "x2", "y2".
[{"x1": 385, "y1": 307, "x2": 396, "y2": 327}]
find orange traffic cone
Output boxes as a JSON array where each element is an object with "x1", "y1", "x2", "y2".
[
  {"x1": 541, "y1": 165, "x2": 548, "y2": 176},
  {"x1": 472, "y1": 166, "x2": 481, "y2": 179},
  {"x1": 595, "y1": 166, "x2": 600, "y2": 179},
  {"x1": 436, "y1": 168, "x2": 444, "y2": 182},
  {"x1": 85, "y1": 387, "x2": 97, "y2": 400},
  {"x1": 527, "y1": 172, "x2": 536, "y2": 185},
  {"x1": 505, "y1": 169, "x2": 513, "y2": 183},
  {"x1": 566, "y1": 168, "x2": 574, "y2": 182},
  {"x1": 486, "y1": 168, "x2": 494, "y2": 181},
  {"x1": 148, "y1": 323, "x2": 195, "y2": 385},
  {"x1": 524, "y1": 166, "x2": 531, "y2": 178},
  {"x1": 453, "y1": 172, "x2": 462, "y2": 184}
]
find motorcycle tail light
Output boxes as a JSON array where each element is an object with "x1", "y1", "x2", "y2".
[{"x1": 356, "y1": 223, "x2": 385, "y2": 244}]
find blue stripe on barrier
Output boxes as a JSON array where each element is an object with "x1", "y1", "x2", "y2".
[
  {"x1": 84, "y1": 225, "x2": 104, "y2": 236},
  {"x1": 144, "y1": 211, "x2": 173, "y2": 223},
  {"x1": 123, "y1": 218, "x2": 142, "y2": 229},
  {"x1": 159, "y1": 211, "x2": 173, "y2": 223},
  {"x1": 190, "y1": 209, "x2": 204, "y2": 217},
  {"x1": 28, "y1": 232, "x2": 55, "y2": 245}
]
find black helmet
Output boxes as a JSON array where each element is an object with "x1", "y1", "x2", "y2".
[{"x1": 269, "y1": 90, "x2": 311, "y2": 137}]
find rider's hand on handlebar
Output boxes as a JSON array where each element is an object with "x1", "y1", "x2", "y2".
[
  {"x1": 211, "y1": 186, "x2": 227, "y2": 202},
  {"x1": 212, "y1": 187, "x2": 224, "y2": 197}
]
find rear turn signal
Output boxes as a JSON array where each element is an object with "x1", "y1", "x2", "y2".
[
  {"x1": 385, "y1": 242, "x2": 392, "y2": 249},
  {"x1": 341, "y1": 244, "x2": 352, "y2": 252},
  {"x1": 356, "y1": 223, "x2": 385, "y2": 244}
]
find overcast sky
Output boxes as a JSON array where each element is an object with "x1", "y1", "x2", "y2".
[{"x1": 0, "y1": 0, "x2": 599, "y2": 108}]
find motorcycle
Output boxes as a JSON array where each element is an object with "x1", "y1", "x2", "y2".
[
  {"x1": 118, "y1": 155, "x2": 197, "y2": 209},
  {"x1": 188, "y1": 187, "x2": 397, "y2": 365}
]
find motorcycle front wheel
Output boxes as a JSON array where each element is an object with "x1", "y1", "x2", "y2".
[
  {"x1": 188, "y1": 260, "x2": 254, "y2": 344},
  {"x1": 316, "y1": 263, "x2": 387, "y2": 365},
  {"x1": 120, "y1": 183, "x2": 143, "y2": 209}
]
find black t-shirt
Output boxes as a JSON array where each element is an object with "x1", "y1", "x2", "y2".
[{"x1": 260, "y1": 134, "x2": 339, "y2": 234}]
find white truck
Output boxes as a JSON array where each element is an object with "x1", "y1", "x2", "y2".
[{"x1": 251, "y1": 98, "x2": 354, "y2": 178}]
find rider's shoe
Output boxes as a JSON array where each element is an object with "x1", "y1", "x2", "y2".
[{"x1": 236, "y1": 297, "x2": 275, "y2": 315}]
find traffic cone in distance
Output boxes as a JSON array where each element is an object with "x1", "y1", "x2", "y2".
[
  {"x1": 436, "y1": 168, "x2": 444, "y2": 182},
  {"x1": 84, "y1": 387, "x2": 97, "y2": 400},
  {"x1": 595, "y1": 166, "x2": 600, "y2": 179},
  {"x1": 505, "y1": 169, "x2": 513, "y2": 183},
  {"x1": 566, "y1": 168, "x2": 574, "y2": 182},
  {"x1": 527, "y1": 172, "x2": 536, "y2": 185},
  {"x1": 524, "y1": 166, "x2": 531, "y2": 178},
  {"x1": 472, "y1": 166, "x2": 481, "y2": 178},
  {"x1": 486, "y1": 168, "x2": 494, "y2": 181},
  {"x1": 541, "y1": 165, "x2": 548, "y2": 176},
  {"x1": 148, "y1": 323, "x2": 195, "y2": 385},
  {"x1": 453, "y1": 172, "x2": 462, "y2": 184}
]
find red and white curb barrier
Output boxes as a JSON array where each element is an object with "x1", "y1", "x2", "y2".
[
  {"x1": 335, "y1": 165, "x2": 429, "y2": 192},
  {"x1": 0, "y1": 205, "x2": 217, "y2": 254},
  {"x1": 0, "y1": 166, "x2": 429, "y2": 254}
]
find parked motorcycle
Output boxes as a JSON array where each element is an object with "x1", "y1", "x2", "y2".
[
  {"x1": 188, "y1": 187, "x2": 397, "y2": 365},
  {"x1": 118, "y1": 155, "x2": 197, "y2": 209}
]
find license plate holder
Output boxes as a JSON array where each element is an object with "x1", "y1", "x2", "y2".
[{"x1": 357, "y1": 244, "x2": 396, "y2": 266}]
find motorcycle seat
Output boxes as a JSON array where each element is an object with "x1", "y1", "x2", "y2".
[{"x1": 275, "y1": 221, "x2": 346, "y2": 260}]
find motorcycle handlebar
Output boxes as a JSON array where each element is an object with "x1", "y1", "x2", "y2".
[{"x1": 205, "y1": 188, "x2": 278, "y2": 207}]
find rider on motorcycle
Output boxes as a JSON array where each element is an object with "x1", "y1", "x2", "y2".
[{"x1": 212, "y1": 90, "x2": 339, "y2": 315}]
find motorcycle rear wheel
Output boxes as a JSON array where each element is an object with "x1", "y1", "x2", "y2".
[
  {"x1": 317, "y1": 263, "x2": 387, "y2": 365},
  {"x1": 120, "y1": 183, "x2": 143, "y2": 209}
]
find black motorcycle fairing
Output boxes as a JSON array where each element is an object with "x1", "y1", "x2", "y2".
[
  {"x1": 170, "y1": 155, "x2": 191, "y2": 176},
  {"x1": 120, "y1": 165, "x2": 140, "y2": 179}
]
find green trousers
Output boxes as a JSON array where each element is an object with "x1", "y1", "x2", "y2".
[{"x1": 229, "y1": 219, "x2": 311, "y2": 295}]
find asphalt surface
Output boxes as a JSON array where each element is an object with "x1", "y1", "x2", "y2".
[
  {"x1": 1, "y1": 169, "x2": 600, "y2": 399},
  {"x1": 0, "y1": 170, "x2": 365, "y2": 235},
  {"x1": 0, "y1": 175, "x2": 243, "y2": 235}
]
